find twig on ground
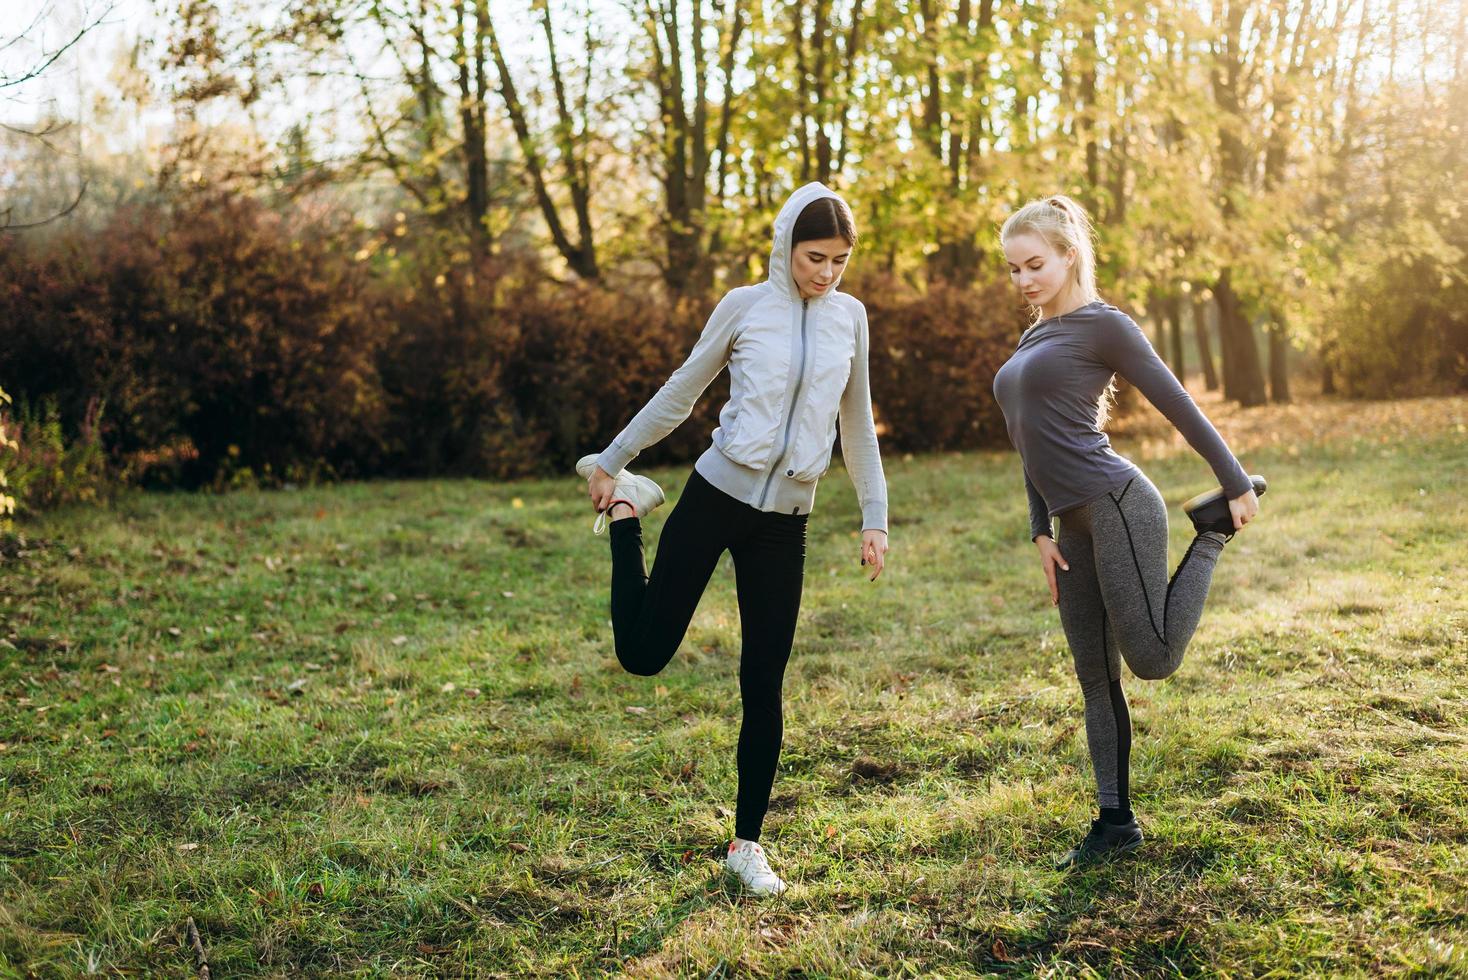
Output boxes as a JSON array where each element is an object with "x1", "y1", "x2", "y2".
[{"x1": 185, "y1": 917, "x2": 210, "y2": 979}]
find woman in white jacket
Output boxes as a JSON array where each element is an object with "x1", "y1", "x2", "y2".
[{"x1": 576, "y1": 182, "x2": 889, "y2": 896}]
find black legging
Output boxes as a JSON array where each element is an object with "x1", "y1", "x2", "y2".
[{"x1": 608, "y1": 469, "x2": 807, "y2": 842}]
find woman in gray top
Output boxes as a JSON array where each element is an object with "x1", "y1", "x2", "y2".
[{"x1": 992, "y1": 195, "x2": 1266, "y2": 868}]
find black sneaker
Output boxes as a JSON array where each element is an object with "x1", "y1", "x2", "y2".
[
  {"x1": 1056, "y1": 817, "x2": 1144, "y2": 870},
  {"x1": 1183, "y1": 475, "x2": 1268, "y2": 537}
]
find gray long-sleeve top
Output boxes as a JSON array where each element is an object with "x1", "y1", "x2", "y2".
[{"x1": 992, "y1": 300, "x2": 1252, "y2": 541}]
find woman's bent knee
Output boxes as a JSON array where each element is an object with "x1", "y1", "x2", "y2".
[
  {"x1": 1127, "y1": 655, "x2": 1180, "y2": 681},
  {"x1": 615, "y1": 644, "x2": 672, "y2": 677},
  {"x1": 1120, "y1": 642, "x2": 1182, "y2": 681}
]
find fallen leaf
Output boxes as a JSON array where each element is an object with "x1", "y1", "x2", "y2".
[
  {"x1": 177, "y1": 842, "x2": 201, "y2": 852},
  {"x1": 825, "y1": 825, "x2": 837, "y2": 839},
  {"x1": 508, "y1": 842, "x2": 529, "y2": 853},
  {"x1": 307, "y1": 882, "x2": 324, "y2": 898},
  {"x1": 286, "y1": 678, "x2": 308, "y2": 693},
  {"x1": 391, "y1": 635, "x2": 408, "y2": 646},
  {"x1": 511, "y1": 498, "x2": 524, "y2": 509},
  {"x1": 440, "y1": 682, "x2": 456, "y2": 693},
  {"x1": 625, "y1": 706, "x2": 648, "y2": 715},
  {"x1": 166, "y1": 627, "x2": 181, "y2": 637}
]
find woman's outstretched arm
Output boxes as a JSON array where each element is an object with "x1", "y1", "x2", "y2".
[
  {"x1": 1095, "y1": 312, "x2": 1253, "y2": 500},
  {"x1": 596, "y1": 287, "x2": 758, "y2": 477}
]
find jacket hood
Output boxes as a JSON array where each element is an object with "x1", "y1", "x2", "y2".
[{"x1": 768, "y1": 182, "x2": 852, "y2": 302}]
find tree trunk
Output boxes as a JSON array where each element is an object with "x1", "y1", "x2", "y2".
[
  {"x1": 1268, "y1": 319, "x2": 1291, "y2": 403},
  {"x1": 1214, "y1": 270, "x2": 1267, "y2": 406},
  {"x1": 485, "y1": 7, "x2": 598, "y2": 279},
  {"x1": 454, "y1": 1, "x2": 489, "y2": 251},
  {"x1": 1167, "y1": 295, "x2": 1185, "y2": 381},
  {"x1": 1192, "y1": 293, "x2": 1219, "y2": 391},
  {"x1": 1149, "y1": 289, "x2": 1170, "y2": 366}
]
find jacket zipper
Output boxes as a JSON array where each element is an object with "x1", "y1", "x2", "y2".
[{"x1": 758, "y1": 297, "x2": 810, "y2": 508}]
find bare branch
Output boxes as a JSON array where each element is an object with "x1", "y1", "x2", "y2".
[
  {"x1": 0, "y1": 179, "x2": 88, "y2": 230},
  {"x1": 0, "y1": 3, "x2": 115, "y2": 92}
]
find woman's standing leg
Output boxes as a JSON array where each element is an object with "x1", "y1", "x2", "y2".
[
  {"x1": 609, "y1": 470, "x2": 734, "y2": 676},
  {"x1": 1055, "y1": 510, "x2": 1133, "y2": 822},
  {"x1": 728, "y1": 511, "x2": 808, "y2": 844},
  {"x1": 1089, "y1": 475, "x2": 1228, "y2": 681},
  {"x1": 1051, "y1": 503, "x2": 1146, "y2": 867}
]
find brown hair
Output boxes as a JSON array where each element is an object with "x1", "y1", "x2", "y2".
[{"x1": 792, "y1": 196, "x2": 858, "y2": 248}]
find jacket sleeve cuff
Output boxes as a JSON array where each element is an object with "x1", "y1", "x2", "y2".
[
  {"x1": 596, "y1": 440, "x2": 637, "y2": 477},
  {"x1": 861, "y1": 500, "x2": 888, "y2": 534}
]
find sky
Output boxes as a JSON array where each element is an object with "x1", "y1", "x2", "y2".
[{"x1": 2, "y1": 0, "x2": 634, "y2": 167}]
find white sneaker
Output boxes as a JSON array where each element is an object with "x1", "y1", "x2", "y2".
[
  {"x1": 574, "y1": 454, "x2": 666, "y2": 534},
  {"x1": 725, "y1": 839, "x2": 787, "y2": 896}
]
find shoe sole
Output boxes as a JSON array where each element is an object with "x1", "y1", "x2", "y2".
[
  {"x1": 575, "y1": 454, "x2": 604, "y2": 481},
  {"x1": 1183, "y1": 474, "x2": 1269, "y2": 515}
]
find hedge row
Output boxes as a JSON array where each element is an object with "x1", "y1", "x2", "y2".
[{"x1": 0, "y1": 192, "x2": 1028, "y2": 503}]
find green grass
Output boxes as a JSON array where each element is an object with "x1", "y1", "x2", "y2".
[{"x1": 2, "y1": 395, "x2": 1466, "y2": 977}]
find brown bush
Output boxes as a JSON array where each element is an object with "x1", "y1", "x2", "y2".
[
  {"x1": 856, "y1": 274, "x2": 1030, "y2": 452},
  {"x1": 1, "y1": 191, "x2": 1037, "y2": 499},
  {"x1": 0, "y1": 192, "x2": 389, "y2": 488},
  {"x1": 373, "y1": 265, "x2": 726, "y2": 480}
]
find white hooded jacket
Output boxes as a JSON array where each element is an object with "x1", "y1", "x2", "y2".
[{"x1": 595, "y1": 182, "x2": 888, "y2": 531}]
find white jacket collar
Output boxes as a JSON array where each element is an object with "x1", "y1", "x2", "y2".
[{"x1": 768, "y1": 181, "x2": 851, "y2": 305}]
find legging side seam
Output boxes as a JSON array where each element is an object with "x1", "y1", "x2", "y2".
[
  {"x1": 1107, "y1": 490, "x2": 1169, "y2": 649},
  {"x1": 1165, "y1": 535, "x2": 1204, "y2": 608},
  {"x1": 1109, "y1": 676, "x2": 1131, "y2": 813}
]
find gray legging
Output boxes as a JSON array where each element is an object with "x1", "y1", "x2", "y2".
[{"x1": 1054, "y1": 474, "x2": 1225, "y2": 811}]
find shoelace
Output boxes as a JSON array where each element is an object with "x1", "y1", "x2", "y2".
[{"x1": 593, "y1": 498, "x2": 634, "y2": 535}]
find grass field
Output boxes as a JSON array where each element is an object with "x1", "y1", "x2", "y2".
[{"x1": 2, "y1": 393, "x2": 1465, "y2": 977}]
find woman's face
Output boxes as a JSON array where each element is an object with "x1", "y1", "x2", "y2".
[
  {"x1": 1003, "y1": 231, "x2": 1074, "y2": 309},
  {"x1": 791, "y1": 236, "x2": 852, "y2": 300}
]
